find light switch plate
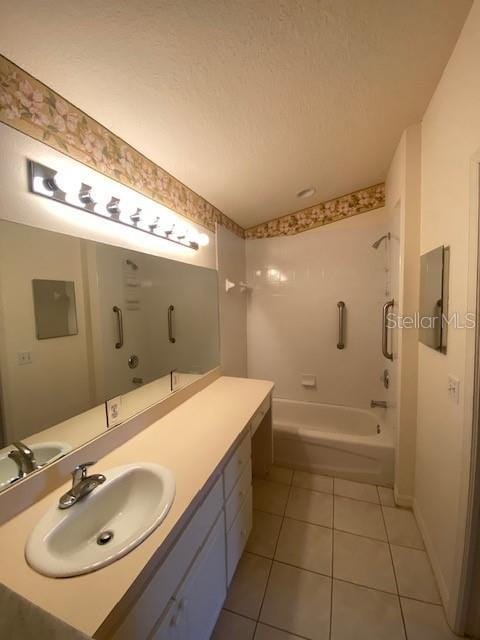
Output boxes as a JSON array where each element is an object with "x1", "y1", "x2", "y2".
[
  {"x1": 448, "y1": 376, "x2": 460, "y2": 404},
  {"x1": 17, "y1": 351, "x2": 33, "y2": 366},
  {"x1": 106, "y1": 395, "x2": 122, "y2": 427}
]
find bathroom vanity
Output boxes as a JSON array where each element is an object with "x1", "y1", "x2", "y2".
[{"x1": 0, "y1": 375, "x2": 273, "y2": 639}]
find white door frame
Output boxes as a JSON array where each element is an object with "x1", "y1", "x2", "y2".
[{"x1": 451, "y1": 158, "x2": 480, "y2": 635}]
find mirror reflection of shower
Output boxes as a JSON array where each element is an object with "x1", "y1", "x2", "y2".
[
  {"x1": 371, "y1": 232, "x2": 391, "y2": 249},
  {"x1": 372, "y1": 232, "x2": 392, "y2": 297}
]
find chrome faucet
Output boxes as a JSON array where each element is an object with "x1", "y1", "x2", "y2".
[
  {"x1": 370, "y1": 400, "x2": 388, "y2": 409},
  {"x1": 8, "y1": 441, "x2": 38, "y2": 479},
  {"x1": 58, "y1": 462, "x2": 106, "y2": 510}
]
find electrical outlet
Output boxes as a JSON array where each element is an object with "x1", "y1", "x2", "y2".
[
  {"x1": 106, "y1": 396, "x2": 122, "y2": 427},
  {"x1": 448, "y1": 376, "x2": 460, "y2": 404},
  {"x1": 17, "y1": 351, "x2": 33, "y2": 366}
]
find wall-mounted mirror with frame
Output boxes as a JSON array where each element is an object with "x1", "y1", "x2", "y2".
[
  {"x1": 419, "y1": 245, "x2": 450, "y2": 353},
  {"x1": 0, "y1": 219, "x2": 220, "y2": 492}
]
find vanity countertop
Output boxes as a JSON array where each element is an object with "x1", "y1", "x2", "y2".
[{"x1": 0, "y1": 375, "x2": 273, "y2": 637}]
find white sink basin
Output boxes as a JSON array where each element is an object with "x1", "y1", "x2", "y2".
[
  {"x1": 25, "y1": 462, "x2": 176, "y2": 577},
  {"x1": 0, "y1": 441, "x2": 72, "y2": 489}
]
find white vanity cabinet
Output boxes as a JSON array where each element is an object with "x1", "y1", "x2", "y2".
[
  {"x1": 110, "y1": 426, "x2": 258, "y2": 640},
  {"x1": 151, "y1": 516, "x2": 226, "y2": 640}
]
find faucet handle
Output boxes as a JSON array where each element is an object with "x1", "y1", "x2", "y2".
[{"x1": 72, "y1": 462, "x2": 96, "y2": 486}]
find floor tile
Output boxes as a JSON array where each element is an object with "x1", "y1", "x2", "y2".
[
  {"x1": 253, "y1": 479, "x2": 290, "y2": 516},
  {"x1": 378, "y1": 486, "x2": 396, "y2": 507},
  {"x1": 267, "y1": 466, "x2": 293, "y2": 486},
  {"x1": 211, "y1": 610, "x2": 256, "y2": 639},
  {"x1": 275, "y1": 517, "x2": 332, "y2": 575},
  {"x1": 246, "y1": 510, "x2": 283, "y2": 558},
  {"x1": 333, "y1": 530, "x2": 396, "y2": 593},
  {"x1": 331, "y1": 580, "x2": 405, "y2": 640},
  {"x1": 382, "y1": 506, "x2": 424, "y2": 549},
  {"x1": 334, "y1": 478, "x2": 379, "y2": 504},
  {"x1": 224, "y1": 552, "x2": 272, "y2": 619},
  {"x1": 391, "y1": 545, "x2": 441, "y2": 604},
  {"x1": 292, "y1": 470, "x2": 334, "y2": 494},
  {"x1": 285, "y1": 486, "x2": 333, "y2": 527},
  {"x1": 401, "y1": 598, "x2": 458, "y2": 640},
  {"x1": 260, "y1": 562, "x2": 331, "y2": 640},
  {"x1": 254, "y1": 623, "x2": 304, "y2": 639},
  {"x1": 334, "y1": 496, "x2": 387, "y2": 540}
]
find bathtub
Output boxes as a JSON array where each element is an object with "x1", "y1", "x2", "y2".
[{"x1": 273, "y1": 398, "x2": 394, "y2": 486}]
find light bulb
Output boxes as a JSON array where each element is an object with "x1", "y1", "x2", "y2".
[
  {"x1": 53, "y1": 171, "x2": 80, "y2": 194},
  {"x1": 90, "y1": 185, "x2": 113, "y2": 215},
  {"x1": 53, "y1": 171, "x2": 82, "y2": 203},
  {"x1": 196, "y1": 232, "x2": 210, "y2": 247}
]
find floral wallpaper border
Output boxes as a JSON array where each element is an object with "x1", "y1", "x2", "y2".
[
  {"x1": 245, "y1": 183, "x2": 385, "y2": 239},
  {"x1": 0, "y1": 55, "x2": 244, "y2": 237},
  {"x1": 0, "y1": 55, "x2": 385, "y2": 241}
]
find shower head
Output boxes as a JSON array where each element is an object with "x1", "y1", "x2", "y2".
[
  {"x1": 372, "y1": 233, "x2": 390, "y2": 249},
  {"x1": 126, "y1": 259, "x2": 138, "y2": 270}
]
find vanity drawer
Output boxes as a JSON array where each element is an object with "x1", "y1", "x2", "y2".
[
  {"x1": 225, "y1": 459, "x2": 252, "y2": 532},
  {"x1": 112, "y1": 474, "x2": 224, "y2": 640},
  {"x1": 250, "y1": 395, "x2": 271, "y2": 435},
  {"x1": 224, "y1": 432, "x2": 251, "y2": 499},
  {"x1": 226, "y1": 488, "x2": 253, "y2": 585}
]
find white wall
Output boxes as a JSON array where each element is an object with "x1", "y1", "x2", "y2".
[
  {"x1": 246, "y1": 209, "x2": 389, "y2": 408},
  {"x1": 216, "y1": 225, "x2": 247, "y2": 377},
  {"x1": 412, "y1": 0, "x2": 479, "y2": 624}
]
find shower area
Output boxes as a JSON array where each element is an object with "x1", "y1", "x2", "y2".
[{"x1": 246, "y1": 207, "x2": 398, "y2": 486}]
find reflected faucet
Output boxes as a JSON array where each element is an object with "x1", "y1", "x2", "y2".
[
  {"x1": 8, "y1": 441, "x2": 38, "y2": 480},
  {"x1": 370, "y1": 400, "x2": 388, "y2": 409},
  {"x1": 58, "y1": 462, "x2": 106, "y2": 509}
]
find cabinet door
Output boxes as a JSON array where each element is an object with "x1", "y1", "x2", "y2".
[
  {"x1": 180, "y1": 516, "x2": 226, "y2": 640},
  {"x1": 150, "y1": 597, "x2": 186, "y2": 640},
  {"x1": 151, "y1": 516, "x2": 226, "y2": 640}
]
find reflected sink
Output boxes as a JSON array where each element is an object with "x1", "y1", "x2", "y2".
[
  {"x1": 26, "y1": 463, "x2": 176, "y2": 577},
  {"x1": 0, "y1": 441, "x2": 72, "y2": 489}
]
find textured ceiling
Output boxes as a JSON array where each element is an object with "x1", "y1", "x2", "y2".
[{"x1": 0, "y1": 0, "x2": 472, "y2": 228}]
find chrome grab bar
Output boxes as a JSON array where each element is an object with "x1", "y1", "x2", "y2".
[
  {"x1": 168, "y1": 304, "x2": 176, "y2": 343},
  {"x1": 113, "y1": 306, "x2": 123, "y2": 349},
  {"x1": 382, "y1": 299, "x2": 394, "y2": 360},
  {"x1": 337, "y1": 301, "x2": 345, "y2": 350}
]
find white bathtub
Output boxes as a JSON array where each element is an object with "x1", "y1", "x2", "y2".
[{"x1": 273, "y1": 398, "x2": 394, "y2": 486}]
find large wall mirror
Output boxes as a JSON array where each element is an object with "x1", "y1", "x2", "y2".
[{"x1": 0, "y1": 219, "x2": 220, "y2": 491}]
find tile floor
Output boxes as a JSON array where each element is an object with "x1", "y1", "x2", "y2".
[{"x1": 212, "y1": 467, "x2": 459, "y2": 640}]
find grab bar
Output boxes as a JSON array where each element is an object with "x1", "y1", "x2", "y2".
[
  {"x1": 168, "y1": 305, "x2": 176, "y2": 343},
  {"x1": 382, "y1": 299, "x2": 394, "y2": 360},
  {"x1": 337, "y1": 301, "x2": 345, "y2": 350},
  {"x1": 113, "y1": 306, "x2": 123, "y2": 349}
]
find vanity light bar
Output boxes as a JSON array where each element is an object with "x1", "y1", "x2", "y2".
[{"x1": 28, "y1": 160, "x2": 210, "y2": 251}]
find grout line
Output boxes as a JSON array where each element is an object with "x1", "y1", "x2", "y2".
[
  {"x1": 252, "y1": 476, "x2": 293, "y2": 636},
  {"x1": 252, "y1": 506, "x2": 425, "y2": 550},
  {"x1": 255, "y1": 620, "x2": 312, "y2": 640},
  {"x1": 329, "y1": 479, "x2": 336, "y2": 639},
  {"x1": 379, "y1": 494, "x2": 408, "y2": 639}
]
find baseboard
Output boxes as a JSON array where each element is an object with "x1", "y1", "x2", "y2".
[
  {"x1": 394, "y1": 485, "x2": 413, "y2": 507},
  {"x1": 413, "y1": 498, "x2": 451, "y2": 612}
]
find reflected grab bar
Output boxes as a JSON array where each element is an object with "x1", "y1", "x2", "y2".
[
  {"x1": 113, "y1": 306, "x2": 123, "y2": 349},
  {"x1": 168, "y1": 305, "x2": 176, "y2": 343},
  {"x1": 382, "y1": 299, "x2": 394, "y2": 360},
  {"x1": 337, "y1": 301, "x2": 345, "y2": 350}
]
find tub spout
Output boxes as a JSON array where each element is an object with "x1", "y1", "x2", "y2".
[{"x1": 371, "y1": 400, "x2": 387, "y2": 409}]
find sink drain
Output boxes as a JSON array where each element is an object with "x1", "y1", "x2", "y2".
[{"x1": 97, "y1": 530, "x2": 114, "y2": 545}]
